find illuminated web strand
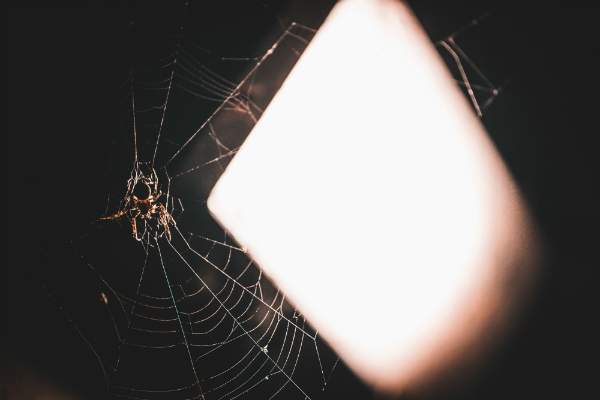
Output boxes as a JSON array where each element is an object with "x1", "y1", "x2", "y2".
[
  {"x1": 156, "y1": 237, "x2": 205, "y2": 399},
  {"x1": 176, "y1": 53, "x2": 239, "y2": 98},
  {"x1": 447, "y1": 37, "x2": 496, "y2": 90},
  {"x1": 190, "y1": 285, "x2": 272, "y2": 358},
  {"x1": 187, "y1": 232, "x2": 246, "y2": 252},
  {"x1": 152, "y1": 1, "x2": 190, "y2": 168},
  {"x1": 166, "y1": 238, "x2": 313, "y2": 400},
  {"x1": 208, "y1": 314, "x2": 280, "y2": 399},
  {"x1": 130, "y1": 73, "x2": 139, "y2": 166},
  {"x1": 163, "y1": 230, "x2": 314, "y2": 398},
  {"x1": 163, "y1": 22, "x2": 311, "y2": 169},
  {"x1": 152, "y1": 68, "x2": 175, "y2": 167},
  {"x1": 265, "y1": 330, "x2": 306, "y2": 400},
  {"x1": 171, "y1": 148, "x2": 241, "y2": 179},
  {"x1": 439, "y1": 40, "x2": 483, "y2": 117},
  {"x1": 172, "y1": 223, "x2": 316, "y2": 340},
  {"x1": 146, "y1": 228, "x2": 296, "y2": 393},
  {"x1": 111, "y1": 235, "x2": 151, "y2": 374},
  {"x1": 201, "y1": 289, "x2": 281, "y2": 373}
]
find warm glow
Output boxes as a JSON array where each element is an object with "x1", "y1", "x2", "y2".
[{"x1": 208, "y1": 0, "x2": 535, "y2": 393}]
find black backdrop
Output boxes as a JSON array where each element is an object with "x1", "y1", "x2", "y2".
[{"x1": 6, "y1": 1, "x2": 598, "y2": 399}]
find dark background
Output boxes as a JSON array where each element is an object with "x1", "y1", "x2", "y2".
[{"x1": 5, "y1": 1, "x2": 598, "y2": 399}]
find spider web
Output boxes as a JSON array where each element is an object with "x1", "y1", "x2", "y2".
[{"x1": 49, "y1": 3, "x2": 509, "y2": 400}]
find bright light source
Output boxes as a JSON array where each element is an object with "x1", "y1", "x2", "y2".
[{"x1": 208, "y1": 0, "x2": 536, "y2": 393}]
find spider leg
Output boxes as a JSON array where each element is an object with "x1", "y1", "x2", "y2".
[
  {"x1": 98, "y1": 209, "x2": 127, "y2": 221},
  {"x1": 131, "y1": 217, "x2": 141, "y2": 241}
]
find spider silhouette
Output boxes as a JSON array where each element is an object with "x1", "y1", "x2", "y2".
[{"x1": 99, "y1": 166, "x2": 174, "y2": 241}]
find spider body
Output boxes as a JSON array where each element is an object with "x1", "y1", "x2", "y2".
[{"x1": 100, "y1": 166, "x2": 174, "y2": 241}]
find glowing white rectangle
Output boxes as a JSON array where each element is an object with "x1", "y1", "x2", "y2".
[{"x1": 208, "y1": 0, "x2": 534, "y2": 393}]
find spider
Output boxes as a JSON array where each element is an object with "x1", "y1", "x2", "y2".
[{"x1": 99, "y1": 167, "x2": 174, "y2": 241}]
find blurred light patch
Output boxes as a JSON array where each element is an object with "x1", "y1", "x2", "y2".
[
  {"x1": 208, "y1": 0, "x2": 537, "y2": 394},
  {"x1": 5, "y1": 364, "x2": 81, "y2": 400}
]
